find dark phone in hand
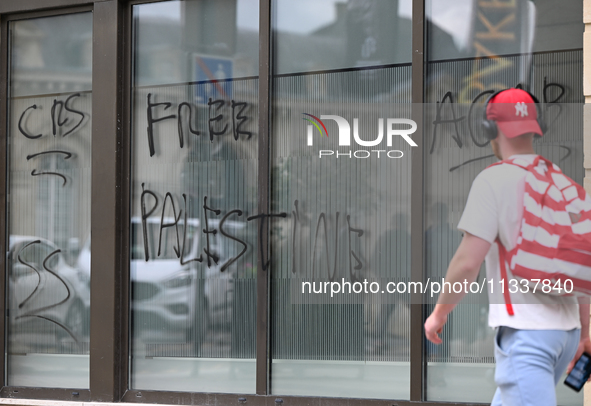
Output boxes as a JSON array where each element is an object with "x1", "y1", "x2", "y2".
[{"x1": 565, "y1": 352, "x2": 591, "y2": 392}]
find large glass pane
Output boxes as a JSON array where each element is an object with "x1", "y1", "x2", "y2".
[
  {"x1": 270, "y1": 0, "x2": 413, "y2": 399},
  {"x1": 274, "y1": 0, "x2": 411, "y2": 75},
  {"x1": 6, "y1": 12, "x2": 92, "y2": 388},
  {"x1": 129, "y1": 0, "x2": 259, "y2": 393},
  {"x1": 424, "y1": 0, "x2": 583, "y2": 404}
]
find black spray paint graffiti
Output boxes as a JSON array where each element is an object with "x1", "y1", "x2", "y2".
[
  {"x1": 146, "y1": 94, "x2": 252, "y2": 157},
  {"x1": 13, "y1": 93, "x2": 88, "y2": 340},
  {"x1": 430, "y1": 91, "x2": 464, "y2": 154},
  {"x1": 203, "y1": 196, "x2": 222, "y2": 267},
  {"x1": 50, "y1": 93, "x2": 85, "y2": 137},
  {"x1": 231, "y1": 101, "x2": 252, "y2": 141},
  {"x1": 177, "y1": 102, "x2": 200, "y2": 148},
  {"x1": 219, "y1": 209, "x2": 248, "y2": 272},
  {"x1": 247, "y1": 212, "x2": 288, "y2": 271},
  {"x1": 208, "y1": 99, "x2": 228, "y2": 141},
  {"x1": 140, "y1": 185, "x2": 288, "y2": 272},
  {"x1": 430, "y1": 79, "x2": 569, "y2": 171},
  {"x1": 146, "y1": 93, "x2": 175, "y2": 157},
  {"x1": 26, "y1": 150, "x2": 72, "y2": 186},
  {"x1": 139, "y1": 191, "x2": 366, "y2": 280},
  {"x1": 18, "y1": 92, "x2": 86, "y2": 186},
  {"x1": 14, "y1": 240, "x2": 80, "y2": 343},
  {"x1": 292, "y1": 200, "x2": 365, "y2": 283}
]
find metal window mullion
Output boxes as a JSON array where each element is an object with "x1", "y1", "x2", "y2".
[
  {"x1": 0, "y1": 13, "x2": 9, "y2": 390},
  {"x1": 0, "y1": 7, "x2": 92, "y2": 400},
  {"x1": 410, "y1": 0, "x2": 425, "y2": 402},
  {"x1": 256, "y1": 0, "x2": 272, "y2": 396},
  {"x1": 90, "y1": 0, "x2": 125, "y2": 401},
  {"x1": 118, "y1": 0, "x2": 133, "y2": 397}
]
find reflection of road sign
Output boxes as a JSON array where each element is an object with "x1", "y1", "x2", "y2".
[{"x1": 194, "y1": 55, "x2": 233, "y2": 103}]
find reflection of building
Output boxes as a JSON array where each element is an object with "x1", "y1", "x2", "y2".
[
  {"x1": 12, "y1": 15, "x2": 92, "y2": 97},
  {"x1": 9, "y1": 13, "x2": 93, "y2": 257},
  {"x1": 0, "y1": 0, "x2": 591, "y2": 405}
]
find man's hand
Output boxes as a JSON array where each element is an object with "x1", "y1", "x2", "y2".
[
  {"x1": 425, "y1": 308, "x2": 448, "y2": 344},
  {"x1": 566, "y1": 297, "x2": 591, "y2": 374},
  {"x1": 567, "y1": 336, "x2": 591, "y2": 375},
  {"x1": 568, "y1": 300, "x2": 591, "y2": 376}
]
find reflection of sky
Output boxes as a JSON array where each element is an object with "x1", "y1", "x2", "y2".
[
  {"x1": 275, "y1": 0, "x2": 338, "y2": 34},
  {"x1": 136, "y1": 0, "x2": 474, "y2": 46},
  {"x1": 401, "y1": 0, "x2": 474, "y2": 51},
  {"x1": 136, "y1": 1, "x2": 181, "y2": 21},
  {"x1": 136, "y1": 0, "x2": 260, "y2": 31},
  {"x1": 275, "y1": 0, "x2": 471, "y2": 49}
]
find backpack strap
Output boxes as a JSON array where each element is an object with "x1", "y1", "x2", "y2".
[
  {"x1": 488, "y1": 157, "x2": 529, "y2": 315},
  {"x1": 495, "y1": 237, "x2": 515, "y2": 316},
  {"x1": 488, "y1": 156, "x2": 554, "y2": 315},
  {"x1": 486, "y1": 155, "x2": 543, "y2": 172}
]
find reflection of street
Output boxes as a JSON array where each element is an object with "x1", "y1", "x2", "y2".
[
  {"x1": 8, "y1": 330, "x2": 89, "y2": 387},
  {"x1": 272, "y1": 360, "x2": 409, "y2": 399},
  {"x1": 132, "y1": 356, "x2": 255, "y2": 394},
  {"x1": 202, "y1": 327, "x2": 231, "y2": 355},
  {"x1": 132, "y1": 324, "x2": 232, "y2": 358},
  {"x1": 364, "y1": 334, "x2": 409, "y2": 360},
  {"x1": 8, "y1": 353, "x2": 89, "y2": 388},
  {"x1": 131, "y1": 325, "x2": 255, "y2": 393},
  {"x1": 136, "y1": 324, "x2": 408, "y2": 359},
  {"x1": 9, "y1": 331, "x2": 89, "y2": 355},
  {"x1": 7, "y1": 235, "x2": 91, "y2": 371}
]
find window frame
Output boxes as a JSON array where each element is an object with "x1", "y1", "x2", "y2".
[{"x1": 0, "y1": 0, "x2": 529, "y2": 405}]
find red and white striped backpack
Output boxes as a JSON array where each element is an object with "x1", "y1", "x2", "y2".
[{"x1": 491, "y1": 155, "x2": 591, "y2": 315}]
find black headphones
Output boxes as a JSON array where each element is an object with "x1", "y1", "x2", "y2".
[{"x1": 481, "y1": 88, "x2": 546, "y2": 140}]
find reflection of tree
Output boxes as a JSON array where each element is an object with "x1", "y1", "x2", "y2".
[
  {"x1": 12, "y1": 15, "x2": 93, "y2": 97},
  {"x1": 272, "y1": 154, "x2": 384, "y2": 214},
  {"x1": 181, "y1": 125, "x2": 258, "y2": 215},
  {"x1": 425, "y1": 203, "x2": 455, "y2": 280},
  {"x1": 270, "y1": 112, "x2": 412, "y2": 362},
  {"x1": 366, "y1": 213, "x2": 409, "y2": 354},
  {"x1": 36, "y1": 146, "x2": 75, "y2": 253},
  {"x1": 270, "y1": 152, "x2": 389, "y2": 282},
  {"x1": 425, "y1": 202, "x2": 456, "y2": 362}
]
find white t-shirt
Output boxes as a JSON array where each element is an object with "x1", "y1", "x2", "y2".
[{"x1": 457, "y1": 154, "x2": 580, "y2": 330}]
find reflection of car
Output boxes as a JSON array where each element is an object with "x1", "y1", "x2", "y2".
[
  {"x1": 203, "y1": 220, "x2": 247, "y2": 329},
  {"x1": 77, "y1": 217, "x2": 206, "y2": 344},
  {"x1": 76, "y1": 216, "x2": 249, "y2": 343},
  {"x1": 130, "y1": 217, "x2": 206, "y2": 343},
  {"x1": 128, "y1": 217, "x2": 248, "y2": 336},
  {"x1": 8, "y1": 236, "x2": 90, "y2": 342}
]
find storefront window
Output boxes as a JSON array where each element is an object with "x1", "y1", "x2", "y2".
[
  {"x1": 6, "y1": 12, "x2": 92, "y2": 388},
  {"x1": 424, "y1": 0, "x2": 584, "y2": 404},
  {"x1": 129, "y1": 0, "x2": 259, "y2": 393},
  {"x1": 0, "y1": 0, "x2": 588, "y2": 402},
  {"x1": 270, "y1": 0, "x2": 413, "y2": 399}
]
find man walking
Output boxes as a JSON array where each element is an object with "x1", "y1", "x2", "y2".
[{"x1": 424, "y1": 88, "x2": 591, "y2": 405}]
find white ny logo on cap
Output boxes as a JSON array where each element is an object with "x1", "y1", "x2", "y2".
[{"x1": 515, "y1": 102, "x2": 528, "y2": 117}]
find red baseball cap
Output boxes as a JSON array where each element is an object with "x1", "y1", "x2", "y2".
[{"x1": 486, "y1": 88, "x2": 543, "y2": 138}]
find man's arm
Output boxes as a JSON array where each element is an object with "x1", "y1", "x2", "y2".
[
  {"x1": 424, "y1": 231, "x2": 491, "y2": 344},
  {"x1": 567, "y1": 298, "x2": 591, "y2": 374}
]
